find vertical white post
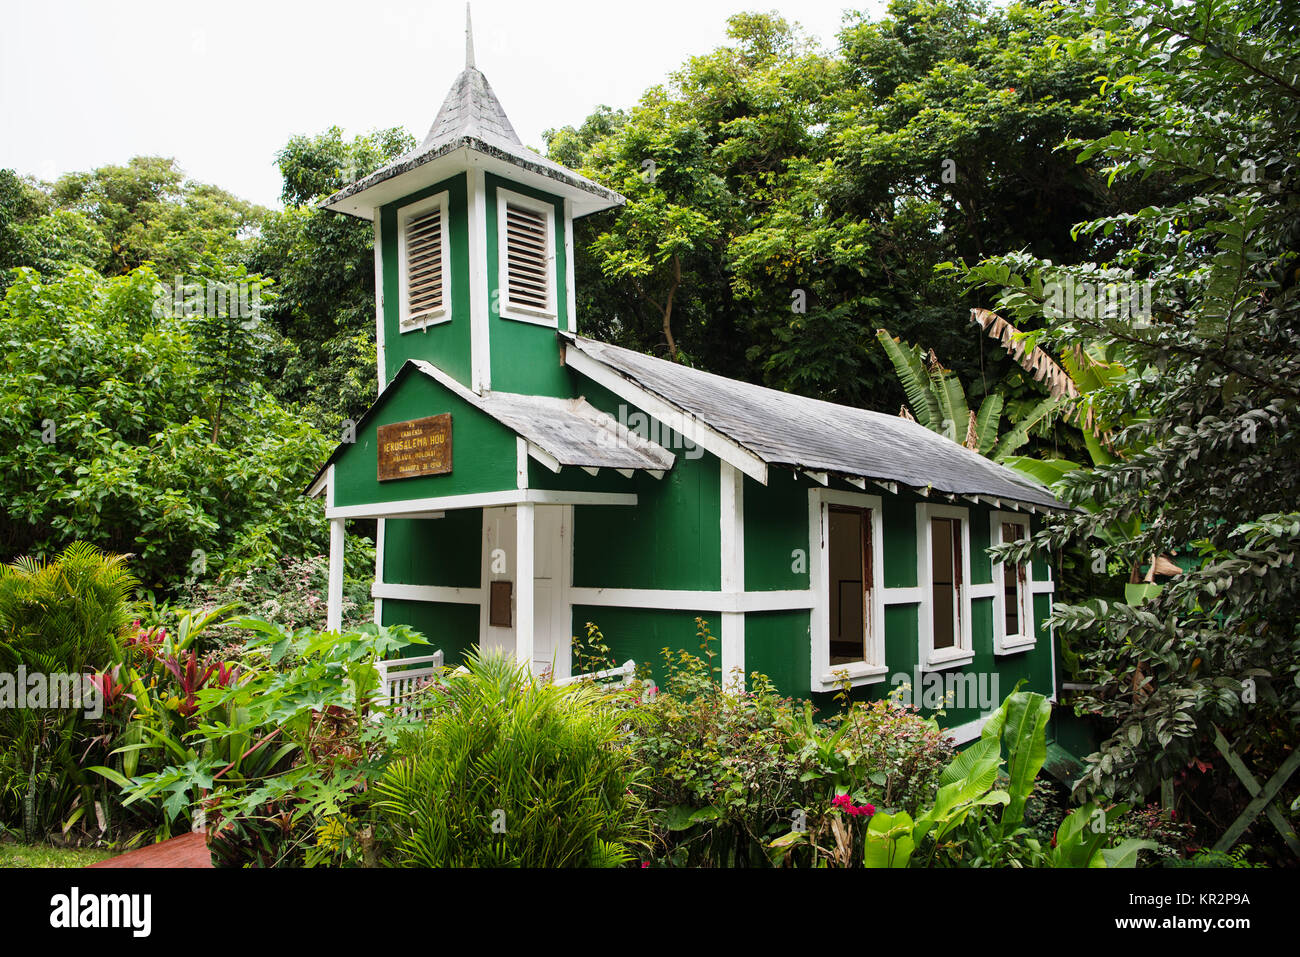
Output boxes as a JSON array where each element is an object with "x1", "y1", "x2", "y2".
[
  {"x1": 720, "y1": 462, "x2": 745, "y2": 691},
  {"x1": 373, "y1": 517, "x2": 386, "y2": 627},
  {"x1": 467, "y1": 166, "x2": 491, "y2": 392},
  {"x1": 373, "y1": 214, "x2": 386, "y2": 388},
  {"x1": 327, "y1": 517, "x2": 345, "y2": 633},
  {"x1": 515, "y1": 501, "x2": 535, "y2": 671}
]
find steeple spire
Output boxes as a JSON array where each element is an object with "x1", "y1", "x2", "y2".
[{"x1": 465, "y1": 4, "x2": 475, "y2": 70}]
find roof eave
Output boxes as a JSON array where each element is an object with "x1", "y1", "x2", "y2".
[{"x1": 319, "y1": 139, "x2": 626, "y2": 221}]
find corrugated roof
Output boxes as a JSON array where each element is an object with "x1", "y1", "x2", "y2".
[{"x1": 561, "y1": 334, "x2": 1066, "y2": 510}]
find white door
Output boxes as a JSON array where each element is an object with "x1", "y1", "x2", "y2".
[{"x1": 480, "y1": 505, "x2": 571, "y2": 678}]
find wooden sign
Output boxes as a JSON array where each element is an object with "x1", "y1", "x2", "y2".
[
  {"x1": 377, "y1": 414, "x2": 452, "y2": 481},
  {"x1": 489, "y1": 580, "x2": 513, "y2": 627}
]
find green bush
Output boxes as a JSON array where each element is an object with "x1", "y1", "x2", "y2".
[
  {"x1": 624, "y1": 623, "x2": 952, "y2": 867},
  {"x1": 375, "y1": 651, "x2": 646, "y2": 867},
  {"x1": 0, "y1": 543, "x2": 136, "y2": 841},
  {"x1": 106, "y1": 617, "x2": 428, "y2": 866}
]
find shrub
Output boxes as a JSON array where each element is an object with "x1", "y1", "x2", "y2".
[
  {"x1": 0, "y1": 543, "x2": 136, "y2": 841},
  {"x1": 374, "y1": 651, "x2": 646, "y2": 867},
  {"x1": 625, "y1": 621, "x2": 953, "y2": 867},
  {"x1": 106, "y1": 617, "x2": 428, "y2": 866},
  {"x1": 158, "y1": 552, "x2": 374, "y2": 645}
]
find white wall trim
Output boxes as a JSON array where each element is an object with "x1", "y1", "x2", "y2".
[
  {"x1": 466, "y1": 166, "x2": 491, "y2": 392},
  {"x1": 883, "y1": 586, "x2": 924, "y2": 605},
  {"x1": 374, "y1": 517, "x2": 386, "y2": 627},
  {"x1": 567, "y1": 587, "x2": 813, "y2": 613},
  {"x1": 373, "y1": 214, "x2": 386, "y2": 388},
  {"x1": 810, "y1": 487, "x2": 887, "y2": 691},
  {"x1": 373, "y1": 581, "x2": 483, "y2": 605},
  {"x1": 720, "y1": 462, "x2": 745, "y2": 689},
  {"x1": 563, "y1": 197, "x2": 577, "y2": 334},
  {"x1": 990, "y1": 510, "x2": 1038, "y2": 655},
  {"x1": 326, "y1": 488, "x2": 637, "y2": 519},
  {"x1": 515, "y1": 500, "x2": 535, "y2": 668},
  {"x1": 917, "y1": 502, "x2": 975, "y2": 670},
  {"x1": 327, "y1": 516, "x2": 345, "y2": 632},
  {"x1": 562, "y1": 344, "x2": 769, "y2": 484}
]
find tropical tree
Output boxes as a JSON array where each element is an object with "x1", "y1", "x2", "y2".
[
  {"x1": 875, "y1": 327, "x2": 1064, "y2": 458},
  {"x1": 964, "y1": 0, "x2": 1300, "y2": 856}
]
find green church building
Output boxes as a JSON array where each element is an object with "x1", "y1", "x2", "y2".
[{"x1": 306, "y1": 16, "x2": 1067, "y2": 742}]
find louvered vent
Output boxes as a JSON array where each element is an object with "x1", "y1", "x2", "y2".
[
  {"x1": 504, "y1": 202, "x2": 550, "y2": 312},
  {"x1": 404, "y1": 206, "x2": 444, "y2": 321}
]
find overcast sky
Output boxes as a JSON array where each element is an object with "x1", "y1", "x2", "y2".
[{"x1": 1, "y1": 0, "x2": 887, "y2": 209}]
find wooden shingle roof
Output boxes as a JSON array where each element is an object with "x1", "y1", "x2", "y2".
[{"x1": 561, "y1": 333, "x2": 1066, "y2": 511}]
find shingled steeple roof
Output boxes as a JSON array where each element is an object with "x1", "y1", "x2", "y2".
[{"x1": 320, "y1": 6, "x2": 623, "y2": 220}]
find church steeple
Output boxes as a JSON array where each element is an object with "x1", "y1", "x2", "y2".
[
  {"x1": 465, "y1": 3, "x2": 475, "y2": 70},
  {"x1": 318, "y1": 9, "x2": 624, "y2": 399}
]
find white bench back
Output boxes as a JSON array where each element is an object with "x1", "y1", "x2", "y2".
[
  {"x1": 375, "y1": 651, "x2": 444, "y2": 718},
  {"x1": 554, "y1": 659, "x2": 643, "y2": 690}
]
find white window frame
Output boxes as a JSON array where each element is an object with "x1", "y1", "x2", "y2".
[
  {"x1": 396, "y1": 191, "x2": 452, "y2": 332},
  {"x1": 496, "y1": 187, "x2": 558, "y2": 327},
  {"x1": 810, "y1": 488, "x2": 887, "y2": 690},
  {"x1": 917, "y1": 503, "x2": 974, "y2": 669},
  {"x1": 991, "y1": 511, "x2": 1037, "y2": 655}
]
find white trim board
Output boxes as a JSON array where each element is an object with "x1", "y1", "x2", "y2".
[
  {"x1": 373, "y1": 581, "x2": 483, "y2": 605},
  {"x1": 917, "y1": 502, "x2": 976, "y2": 671},
  {"x1": 567, "y1": 587, "x2": 814, "y2": 613},
  {"x1": 373, "y1": 215, "x2": 386, "y2": 388},
  {"x1": 809, "y1": 487, "x2": 889, "y2": 692},
  {"x1": 326, "y1": 488, "x2": 637, "y2": 520},
  {"x1": 720, "y1": 461, "x2": 746, "y2": 690},
  {"x1": 466, "y1": 166, "x2": 491, "y2": 392}
]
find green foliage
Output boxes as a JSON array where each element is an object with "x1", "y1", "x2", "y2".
[
  {"x1": 248, "y1": 126, "x2": 414, "y2": 432},
  {"x1": 104, "y1": 617, "x2": 427, "y2": 866},
  {"x1": 629, "y1": 628, "x2": 952, "y2": 867},
  {"x1": 0, "y1": 543, "x2": 137, "y2": 841},
  {"x1": 551, "y1": 3, "x2": 1144, "y2": 411},
  {"x1": 961, "y1": 0, "x2": 1300, "y2": 857},
  {"x1": 876, "y1": 327, "x2": 1064, "y2": 456},
  {"x1": 858, "y1": 689, "x2": 1153, "y2": 867},
  {"x1": 374, "y1": 651, "x2": 646, "y2": 867},
  {"x1": 167, "y1": 552, "x2": 374, "y2": 639},
  {"x1": 0, "y1": 266, "x2": 331, "y2": 586}
]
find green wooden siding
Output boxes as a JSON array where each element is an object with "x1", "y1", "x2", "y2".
[
  {"x1": 570, "y1": 604, "x2": 709, "y2": 685},
  {"x1": 484, "y1": 172, "x2": 571, "y2": 397},
  {"x1": 744, "y1": 610, "x2": 812, "y2": 698},
  {"x1": 571, "y1": 448, "x2": 720, "y2": 591},
  {"x1": 332, "y1": 371, "x2": 516, "y2": 508},
  {"x1": 381, "y1": 598, "x2": 479, "y2": 668},
  {"x1": 383, "y1": 511, "x2": 482, "y2": 588},
  {"x1": 379, "y1": 174, "x2": 472, "y2": 388},
  {"x1": 743, "y1": 471, "x2": 809, "y2": 591}
]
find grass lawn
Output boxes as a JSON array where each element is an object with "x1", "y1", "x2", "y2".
[{"x1": 0, "y1": 842, "x2": 112, "y2": 868}]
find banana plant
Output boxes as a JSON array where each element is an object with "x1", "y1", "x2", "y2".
[
  {"x1": 860, "y1": 689, "x2": 1152, "y2": 867},
  {"x1": 876, "y1": 328, "x2": 1064, "y2": 460}
]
